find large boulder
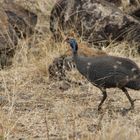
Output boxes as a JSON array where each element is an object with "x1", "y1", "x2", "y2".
[
  {"x1": 50, "y1": 0, "x2": 140, "y2": 51},
  {"x1": 0, "y1": 2, "x2": 37, "y2": 68},
  {"x1": 3, "y1": 2, "x2": 37, "y2": 38},
  {"x1": 105, "y1": 0, "x2": 138, "y2": 8}
]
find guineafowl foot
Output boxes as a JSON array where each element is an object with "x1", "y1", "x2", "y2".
[
  {"x1": 123, "y1": 101, "x2": 135, "y2": 112},
  {"x1": 121, "y1": 87, "x2": 136, "y2": 110},
  {"x1": 119, "y1": 108, "x2": 131, "y2": 116},
  {"x1": 98, "y1": 106, "x2": 102, "y2": 111},
  {"x1": 127, "y1": 106, "x2": 134, "y2": 111},
  {"x1": 97, "y1": 107, "x2": 103, "y2": 114}
]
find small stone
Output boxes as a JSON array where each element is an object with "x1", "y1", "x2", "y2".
[
  {"x1": 0, "y1": 96, "x2": 8, "y2": 106},
  {"x1": 59, "y1": 81, "x2": 71, "y2": 91}
]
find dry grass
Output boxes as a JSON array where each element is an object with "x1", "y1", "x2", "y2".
[{"x1": 0, "y1": 0, "x2": 140, "y2": 140}]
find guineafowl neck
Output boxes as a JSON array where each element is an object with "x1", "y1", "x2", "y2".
[
  {"x1": 72, "y1": 51, "x2": 88, "y2": 77},
  {"x1": 72, "y1": 51, "x2": 78, "y2": 61},
  {"x1": 73, "y1": 51, "x2": 80, "y2": 69}
]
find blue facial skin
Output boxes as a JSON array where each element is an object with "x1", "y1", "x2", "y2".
[{"x1": 69, "y1": 39, "x2": 78, "y2": 52}]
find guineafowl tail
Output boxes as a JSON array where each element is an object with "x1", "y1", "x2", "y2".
[{"x1": 126, "y1": 78, "x2": 140, "y2": 90}]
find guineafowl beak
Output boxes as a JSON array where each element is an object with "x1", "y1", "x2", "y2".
[{"x1": 65, "y1": 38, "x2": 71, "y2": 43}]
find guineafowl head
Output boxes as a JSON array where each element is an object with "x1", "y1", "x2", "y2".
[{"x1": 65, "y1": 38, "x2": 78, "y2": 54}]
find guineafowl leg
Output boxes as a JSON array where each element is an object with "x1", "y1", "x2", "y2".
[
  {"x1": 121, "y1": 87, "x2": 135, "y2": 109},
  {"x1": 98, "y1": 89, "x2": 107, "y2": 110}
]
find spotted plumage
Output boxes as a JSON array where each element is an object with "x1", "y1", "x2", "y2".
[{"x1": 66, "y1": 38, "x2": 140, "y2": 110}]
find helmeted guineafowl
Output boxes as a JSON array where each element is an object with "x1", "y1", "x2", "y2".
[{"x1": 66, "y1": 38, "x2": 140, "y2": 110}]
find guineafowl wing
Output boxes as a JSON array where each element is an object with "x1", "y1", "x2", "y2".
[{"x1": 80, "y1": 56, "x2": 140, "y2": 88}]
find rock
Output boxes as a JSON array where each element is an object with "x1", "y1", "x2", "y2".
[
  {"x1": 105, "y1": 0, "x2": 122, "y2": 7},
  {"x1": 48, "y1": 55, "x2": 67, "y2": 80},
  {"x1": 3, "y1": 2, "x2": 37, "y2": 38},
  {"x1": 105, "y1": 0, "x2": 138, "y2": 9},
  {"x1": 0, "y1": 96, "x2": 8, "y2": 106},
  {"x1": 0, "y1": 1, "x2": 37, "y2": 68},
  {"x1": 59, "y1": 81, "x2": 71, "y2": 91},
  {"x1": 87, "y1": 124, "x2": 100, "y2": 132},
  {"x1": 131, "y1": 8, "x2": 140, "y2": 20},
  {"x1": 106, "y1": 0, "x2": 140, "y2": 20},
  {"x1": 50, "y1": 0, "x2": 140, "y2": 51},
  {"x1": 78, "y1": 108, "x2": 98, "y2": 118}
]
